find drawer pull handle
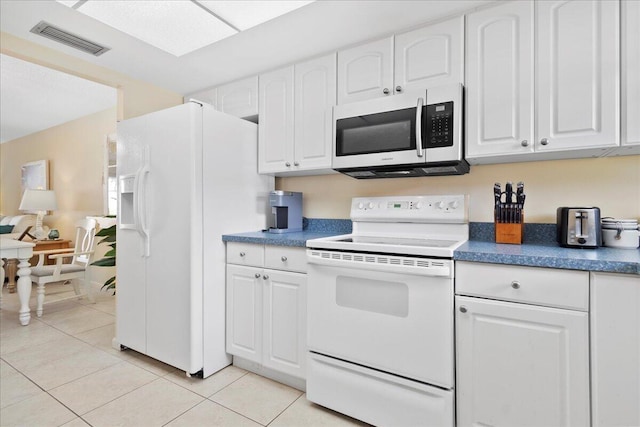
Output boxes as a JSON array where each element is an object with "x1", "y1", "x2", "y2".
[
  {"x1": 239, "y1": 252, "x2": 246, "y2": 257},
  {"x1": 511, "y1": 281, "x2": 521, "y2": 289},
  {"x1": 281, "y1": 256, "x2": 287, "y2": 262},
  {"x1": 255, "y1": 273, "x2": 261, "y2": 278},
  {"x1": 263, "y1": 275, "x2": 269, "y2": 280},
  {"x1": 459, "y1": 306, "x2": 467, "y2": 313}
]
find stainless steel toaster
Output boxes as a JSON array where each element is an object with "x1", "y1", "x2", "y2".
[{"x1": 557, "y1": 207, "x2": 602, "y2": 248}]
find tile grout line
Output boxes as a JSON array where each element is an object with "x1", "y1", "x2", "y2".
[{"x1": 265, "y1": 390, "x2": 306, "y2": 426}]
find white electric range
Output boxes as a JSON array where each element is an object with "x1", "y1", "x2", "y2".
[{"x1": 305, "y1": 194, "x2": 468, "y2": 427}]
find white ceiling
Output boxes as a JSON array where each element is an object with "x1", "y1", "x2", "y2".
[
  {"x1": 0, "y1": 0, "x2": 494, "y2": 143},
  {"x1": 0, "y1": 53, "x2": 116, "y2": 143}
]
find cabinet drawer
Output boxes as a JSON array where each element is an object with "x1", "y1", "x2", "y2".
[
  {"x1": 227, "y1": 242, "x2": 264, "y2": 267},
  {"x1": 265, "y1": 246, "x2": 307, "y2": 273},
  {"x1": 455, "y1": 262, "x2": 589, "y2": 311}
]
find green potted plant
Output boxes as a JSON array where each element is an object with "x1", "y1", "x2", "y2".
[{"x1": 91, "y1": 224, "x2": 116, "y2": 292}]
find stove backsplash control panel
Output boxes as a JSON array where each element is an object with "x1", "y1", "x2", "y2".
[{"x1": 350, "y1": 195, "x2": 468, "y2": 223}]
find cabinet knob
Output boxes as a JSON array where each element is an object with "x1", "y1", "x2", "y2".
[
  {"x1": 255, "y1": 273, "x2": 261, "y2": 278},
  {"x1": 540, "y1": 138, "x2": 549, "y2": 146},
  {"x1": 239, "y1": 252, "x2": 245, "y2": 257},
  {"x1": 281, "y1": 256, "x2": 287, "y2": 262},
  {"x1": 395, "y1": 85, "x2": 403, "y2": 93},
  {"x1": 383, "y1": 88, "x2": 390, "y2": 95},
  {"x1": 521, "y1": 140, "x2": 529, "y2": 147},
  {"x1": 511, "y1": 281, "x2": 521, "y2": 289},
  {"x1": 285, "y1": 162, "x2": 291, "y2": 167},
  {"x1": 263, "y1": 275, "x2": 269, "y2": 280},
  {"x1": 294, "y1": 161, "x2": 299, "y2": 167},
  {"x1": 459, "y1": 306, "x2": 467, "y2": 313}
]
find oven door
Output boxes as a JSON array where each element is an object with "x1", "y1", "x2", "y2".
[
  {"x1": 333, "y1": 93, "x2": 427, "y2": 170},
  {"x1": 306, "y1": 249, "x2": 454, "y2": 389}
]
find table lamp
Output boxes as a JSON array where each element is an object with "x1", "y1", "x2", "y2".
[{"x1": 19, "y1": 189, "x2": 57, "y2": 240}]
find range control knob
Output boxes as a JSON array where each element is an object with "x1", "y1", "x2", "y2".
[
  {"x1": 415, "y1": 202, "x2": 423, "y2": 209},
  {"x1": 449, "y1": 200, "x2": 459, "y2": 209},
  {"x1": 435, "y1": 201, "x2": 445, "y2": 209},
  {"x1": 368, "y1": 202, "x2": 375, "y2": 209}
]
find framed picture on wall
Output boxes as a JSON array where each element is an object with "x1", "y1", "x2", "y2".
[{"x1": 21, "y1": 160, "x2": 49, "y2": 213}]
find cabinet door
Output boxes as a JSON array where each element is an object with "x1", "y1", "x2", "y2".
[
  {"x1": 226, "y1": 264, "x2": 263, "y2": 363},
  {"x1": 465, "y1": 1, "x2": 534, "y2": 159},
  {"x1": 536, "y1": 0, "x2": 619, "y2": 152},
  {"x1": 293, "y1": 53, "x2": 336, "y2": 171},
  {"x1": 262, "y1": 269, "x2": 307, "y2": 379},
  {"x1": 184, "y1": 87, "x2": 216, "y2": 108},
  {"x1": 456, "y1": 296, "x2": 590, "y2": 427},
  {"x1": 216, "y1": 76, "x2": 258, "y2": 119},
  {"x1": 622, "y1": 0, "x2": 640, "y2": 149},
  {"x1": 337, "y1": 37, "x2": 393, "y2": 104},
  {"x1": 259, "y1": 67, "x2": 294, "y2": 174},
  {"x1": 395, "y1": 16, "x2": 464, "y2": 98},
  {"x1": 591, "y1": 272, "x2": 640, "y2": 427}
]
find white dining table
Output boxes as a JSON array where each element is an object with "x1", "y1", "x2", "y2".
[{"x1": 1, "y1": 238, "x2": 35, "y2": 325}]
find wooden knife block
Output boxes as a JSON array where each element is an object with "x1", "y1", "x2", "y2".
[{"x1": 495, "y1": 214, "x2": 524, "y2": 244}]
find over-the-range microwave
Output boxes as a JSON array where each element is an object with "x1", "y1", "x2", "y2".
[{"x1": 333, "y1": 83, "x2": 469, "y2": 179}]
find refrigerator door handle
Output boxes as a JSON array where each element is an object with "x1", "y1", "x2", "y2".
[{"x1": 136, "y1": 146, "x2": 151, "y2": 257}]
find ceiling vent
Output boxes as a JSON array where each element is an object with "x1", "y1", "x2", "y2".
[{"x1": 30, "y1": 21, "x2": 110, "y2": 56}]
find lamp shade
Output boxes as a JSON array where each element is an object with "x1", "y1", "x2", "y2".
[{"x1": 19, "y1": 189, "x2": 57, "y2": 211}]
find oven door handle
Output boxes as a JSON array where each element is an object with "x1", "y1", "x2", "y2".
[
  {"x1": 307, "y1": 251, "x2": 452, "y2": 277},
  {"x1": 416, "y1": 97, "x2": 424, "y2": 158}
]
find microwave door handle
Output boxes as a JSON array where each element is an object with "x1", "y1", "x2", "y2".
[{"x1": 416, "y1": 97, "x2": 424, "y2": 158}]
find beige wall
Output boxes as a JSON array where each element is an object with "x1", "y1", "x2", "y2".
[
  {"x1": 278, "y1": 155, "x2": 640, "y2": 223},
  {"x1": 0, "y1": 31, "x2": 182, "y2": 235},
  {"x1": 0, "y1": 108, "x2": 116, "y2": 238}
]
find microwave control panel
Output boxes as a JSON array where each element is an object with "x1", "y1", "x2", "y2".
[{"x1": 425, "y1": 101, "x2": 454, "y2": 148}]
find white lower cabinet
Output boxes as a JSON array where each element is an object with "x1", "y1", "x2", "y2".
[
  {"x1": 455, "y1": 262, "x2": 590, "y2": 427},
  {"x1": 590, "y1": 272, "x2": 640, "y2": 427},
  {"x1": 226, "y1": 242, "x2": 307, "y2": 381}
]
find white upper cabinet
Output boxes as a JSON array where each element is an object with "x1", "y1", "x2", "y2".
[
  {"x1": 258, "y1": 67, "x2": 295, "y2": 174},
  {"x1": 536, "y1": 0, "x2": 619, "y2": 152},
  {"x1": 338, "y1": 17, "x2": 464, "y2": 105},
  {"x1": 294, "y1": 54, "x2": 336, "y2": 171},
  {"x1": 259, "y1": 54, "x2": 336, "y2": 175},
  {"x1": 615, "y1": 0, "x2": 640, "y2": 155},
  {"x1": 465, "y1": 1, "x2": 534, "y2": 158},
  {"x1": 216, "y1": 76, "x2": 259, "y2": 119},
  {"x1": 467, "y1": 0, "x2": 620, "y2": 164},
  {"x1": 337, "y1": 37, "x2": 394, "y2": 104},
  {"x1": 184, "y1": 87, "x2": 216, "y2": 108},
  {"x1": 185, "y1": 76, "x2": 258, "y2": 119},
  {"x1": 395, "y1": 16, "x2": 464, "y2": 98}
]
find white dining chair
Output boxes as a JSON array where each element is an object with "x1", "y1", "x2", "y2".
[{"x1": 30, "y1": 218, "x2": 97, "y2": 317}]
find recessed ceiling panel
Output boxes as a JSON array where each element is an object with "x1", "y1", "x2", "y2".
[
  {"x1": 75, "y1": 0, "x2": 237, "y2": 56},
  {"x1": 198, "y1": 1, "x2": 314, "y2": 30}
]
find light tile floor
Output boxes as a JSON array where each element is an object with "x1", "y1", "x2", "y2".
[{"x1": 0, "y1": 282, "x2": 368, "y2": 427}]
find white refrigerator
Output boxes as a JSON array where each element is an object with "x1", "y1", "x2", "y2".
[{"x1": 115, "y1": 102, "x2": 273, "y2": 377}]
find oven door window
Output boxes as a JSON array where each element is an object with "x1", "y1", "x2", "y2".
[
  {"x1": 336, "y1": 275, "x2": 408, "y2": 317},
  {"x1": 336, "y1": 107, "x2": 423, "y2": 156}
]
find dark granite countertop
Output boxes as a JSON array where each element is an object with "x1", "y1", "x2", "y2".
[
  {"x1": 222, "y1": 230, "x2": 340, "y2": 247},
  {"x1": 454, "y1": 241, "x2": 640, "y2": 275},
  {"x1": 223, "y1": 219, "x2": 640, "y2": 275},
  {"x1": 222, "y1": 218, "x2": 351, "y2": 248}
]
